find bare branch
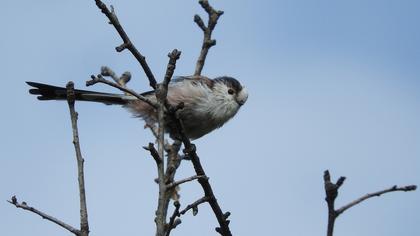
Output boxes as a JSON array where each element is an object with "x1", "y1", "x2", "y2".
[
  {"x1": 100, "y1": 66, "x2": 131, "y2": 87},
  {"x1": 165, "y1": 201, "x2": 182, "y2": 236},
  {"x1": 164, "y1": 140, "x2": 182, "y2": 192},
  {"x1": 167, "y1": 121, "x2": 232, "y2": 235},
  {"x1": 179, "y1": 196, "x2": 210, "y2": 216},
  {"x1": 323, "y1": 170, "x2": 343, "y2": 236},
  {"x1": 194, "y1": 0, "x2": 224, "y2": 76},
  {"x1": 100, "y1": 66, "x2": 119, "y2": 83},
  {"x1": 154, "y1": 50, "x2": 182, "y2": 236},
  {"x1": 336, "y1": 185, "x2": 417, "y2": 216},
  {"x1": 163, "y1": 49, "x2": 182, "y2": 87},
  {"x1": 143, "y1": 143, "x2": 162, "y2": 164},
  {"x1": 323, "y1": 170, "x2": 417, "y2": 236},
  {"x1": 93, "y1": 0, "x2": 157, "y2": 89},
  {"x1": 86, "y1": 74, "x2": 158, "y2": 109},
  {"x1": 159, "y1": 104, "x2": 233, "y2": 235},
  {"x1": 167, "y1": 175, "x2": 208, "y2": 189},
  {"x1": 8, "y1": 196, "x2": 80, "y2": 235},
  {"x1": 66, "y1": 82, "x2": 90, "y2": 236},
  {"x1": 154, "y1": 101, "x2": 167, "y2": 236},
  {"x1": 194, "y1": 15, "x2": 206, "y2": 32}
]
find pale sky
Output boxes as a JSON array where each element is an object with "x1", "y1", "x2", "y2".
[{"x1": 1, "y1": 1, "x2": 419, "y2": 236}]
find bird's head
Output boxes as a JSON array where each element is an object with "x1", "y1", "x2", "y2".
[
  {"x1": 213, "y1": 76, "x2": 248, "y2": 105},
  {"x1": 208, "y1": 76, "x2": 248, "y2": 123}
]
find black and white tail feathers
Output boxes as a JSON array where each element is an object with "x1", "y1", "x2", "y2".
[{"x1": 26, "y1": 81, "x2": 129, "y2": 105}]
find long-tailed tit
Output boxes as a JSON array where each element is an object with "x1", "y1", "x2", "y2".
[{"x1": 27, "y1": 76, "x2": 248, "y2": 139}]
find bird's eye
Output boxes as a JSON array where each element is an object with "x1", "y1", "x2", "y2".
[{"x1": 228, "y1": 89, "x2": 235, "y2": 95}]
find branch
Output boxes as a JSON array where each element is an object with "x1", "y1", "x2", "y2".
[
  {"x1": 66, "y1": 82, "x2": 90, "y2": 236},
  {"x1": 86, "y1": 74, "x2": 158, "y2": 109},
  {"x1": 154, "y1": 50, "x2": 182, "y2": 236},
  {"x1": 100, "y1": 66, "x2": 120, "y2": 83},
  {"x1": 160, "y1": 104, "x2": 233, "y2": 235},
  {"x1": 323, "y1": 170, "x2": 345, "y2": 236},
  {"x1": 336, "y1": 185, "x2": 417, "y2": 216},
  {"x1": 8, "y1": 196, "x2": 80, "y2": 235},
  {"x1": 143, "y1": 143, "x2": 162, "y2": 164},
  {"x1": 168, "y1": 122, "x2": 232, "y2": 235},
  {"x1": 179, "y1": 196, "x2": 210, "y2": 216},
  {"x1": 92, "y1": 3, "x2": 184, "y2": 235},
  {"x1": 167, "y1": 175, "x2": 208, "y2": 189},
  {"x1": 94, "y1": 0, "x2": 157, "y2": 89},
  {"x1": 100, "y1": 66, "x2": 131, "y2": 87},
  {"x1": 159, "y1": 46, "x2": 231, "y2": 235},
  {"x1": 165, "y1": 201, "x2": 182, "y2": 236},
  {"x1": 164, "y1": 140, "x2": 182, "y2": 193},
  {"x1": 194, "y1": 0, "x2": 224, "y2": 76},
  {"x1": 323, "y1": 170, "x2": 417, "y2": 236},
  {"x1": 163, "y1": 50, "x2": 182, "y2": 87}
]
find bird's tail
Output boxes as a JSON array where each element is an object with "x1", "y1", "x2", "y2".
[{"x1": 26, "y1": 81, "x2": 128, "y2": 105}]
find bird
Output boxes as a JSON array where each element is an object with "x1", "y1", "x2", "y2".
[{"x1": 26, "y1": 76, "x2": 248, "y2": 139}]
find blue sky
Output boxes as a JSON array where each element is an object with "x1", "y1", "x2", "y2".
[{"x1": 1, "y1": 1, "x2": 419, "y2": 236}]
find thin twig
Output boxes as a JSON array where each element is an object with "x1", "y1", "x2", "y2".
[
  {"x1": 86, "y1": 74, "x2": 158, "y2": 109},
  {"x1": 94, "y1": 0, "x2": 157, "y2": 89},
  {"x1": 143, "y1": 143, "x2": 162, "y2": 164},
  {"x1": 100, "y1": 66, "x2": 120, "y2": 83},
  {"x1": 163, "y1": 50, "x2": 182, "y2": 87},
  {"x1": 323, "y1": 170, "x2": 417, "y2": 236},
  {"x1": 165, "y1": 201, "x2": 182, "y2": 236},
  {"x1": 167, "y1": 175, "x2": 208, "y2": 189},
  {"x1": 179, "y1": 196, "x2": 210, "y2": 216},
  {"x1": 66, "y1": 82, "x2": 90, "y2": 236},
  {"x1": 101, "y1": 66, "x2": 131, "y2": 87},
  {"x1": 336, "y1": 185, "x2": 417, "y2": 216},
  {"x1": 194, "y1": 0, "x2": 224, "y2": 76},
  {"x1": 7, "y1": 196, "x2": 80, "y2": 235}
]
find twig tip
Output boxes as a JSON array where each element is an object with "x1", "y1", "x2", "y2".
[
  {"x1": 11, "y1": 195, "x2": 17, "y2": 204},
  {"x1": 405, "y1": 185, "x2": 417, "y2": 191}
]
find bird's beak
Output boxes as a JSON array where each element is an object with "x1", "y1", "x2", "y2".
[{"x1": 236, "y1": 87, "x2": 248, "y2": 106}]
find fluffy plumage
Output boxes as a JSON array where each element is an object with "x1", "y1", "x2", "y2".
[{"x1": 27, "y1": 76, "x2": 248, "y2": 139}]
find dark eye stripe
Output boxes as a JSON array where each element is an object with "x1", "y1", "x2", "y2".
[{"x1": 214, "y1": 76, "x2": 242, "y2": 92}]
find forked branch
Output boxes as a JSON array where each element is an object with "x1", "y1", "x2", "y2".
[
  {"x1": 165, "y1": 201, "x2": 182, "y2": 236},
  {"x1": 194, "y1": 0, "x2": 224, "y2": 76},
  {"x1": 8, "y1": 83, "x2": 91, "y2": 236},
  {"x1": 323, "y1": 170, "x2": 416, "y2": 236},
  {"x1": 87, "y1": 74, "x2": 158, "y2": 108},
  {"x1": 94, "y1": 0, "x2": 157, "y2": 89}
]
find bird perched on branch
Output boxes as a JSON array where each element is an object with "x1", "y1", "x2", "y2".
[{"x1": 27, "y1": 76, "x2": 248, "y2": 139}]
